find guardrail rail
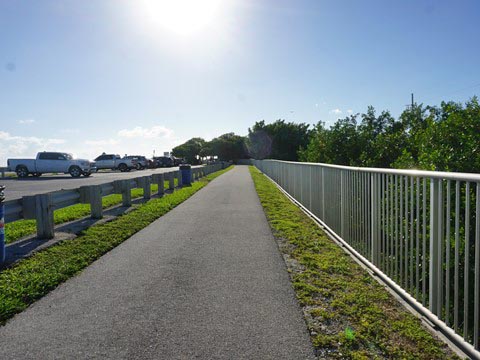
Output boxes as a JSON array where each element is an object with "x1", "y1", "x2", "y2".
[{"x1": 3, "y1": 164, "x2": 224, "y2": 241}]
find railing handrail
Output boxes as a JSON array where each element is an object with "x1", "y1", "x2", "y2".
[{"x1": 262, "y1": 159, "x2": 480, "y2": 182}]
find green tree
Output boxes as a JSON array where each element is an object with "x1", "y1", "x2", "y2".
[
  {"x1": 248, "y1": 119, "x2": 310, "y2": 161},
  {"x1": 298, "y1": 121, "x2": 330, "y2": 163},
  {"x1": 171, "y1": 137, "x2": 205, "y2": 164},
  {"x1": 204, "y1": 133, "x2": 248, "y2": 161},
  {"x1": 417, "y1": 98, "x2": 480, "y2": 172}
]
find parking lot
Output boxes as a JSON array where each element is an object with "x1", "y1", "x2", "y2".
[{"x1": 1, "y1": 167, "x2": 201, "y2": 201}]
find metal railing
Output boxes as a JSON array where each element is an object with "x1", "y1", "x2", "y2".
[
  {"x1": 254, "y1": 159, "x2": 480, "y2": 358},
  {"x1": 0, "y1": 167, "x2": 8, "y2": 179},
  {"x1": 2, "y1": 164, "x2": 223, "y2": 242}
]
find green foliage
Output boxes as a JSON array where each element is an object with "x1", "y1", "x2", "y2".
[
  {"x1": 416, "y1": 98, "x2": 480, "y2": 172},
  {"x1": 172, "y1": 137, "x2": 206, "y2": 163},
  {"x1": 173, "y1": 134, "x2": 249, "y2": 162},
  {"x1": 299, "y1": 97, "x2": 480, "y2": 172},
  {"x1": 0, "y1": 166, "x2": 232, "y2": 324},
  {"x1": 247, "y1": 119, "x2": 310, "y2": 161},
  {"x1": 201, "y1": 133, "x2": 248, "y2": 161}
]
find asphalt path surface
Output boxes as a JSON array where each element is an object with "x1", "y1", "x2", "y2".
[
  {"x1": 2, "y1": 167, "x2": 201, "y2": 201},
  {"x1": 0, "y1": 166, "x2": 315, "y2": 359}
]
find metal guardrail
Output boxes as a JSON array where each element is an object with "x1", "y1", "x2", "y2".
[
  {"x1": 0, "y1": 167, "x2": 8, "y2": 179},
  {"x1": 254, "y1": 159, "x2": 480, "y2": 358},
  {"x1": 3, "y1": 164, "x2": 224, "y2": 241}
]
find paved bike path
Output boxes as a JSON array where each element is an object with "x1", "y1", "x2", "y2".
[{"x1": 0, "y1": 166, "x2": 315, "y2": 359}]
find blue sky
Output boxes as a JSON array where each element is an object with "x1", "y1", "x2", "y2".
[{"x1": 1, "y1": 0, "x2": 479, "y2": 164}]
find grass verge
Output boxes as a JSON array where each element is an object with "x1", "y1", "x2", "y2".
[
  {"x1": 4, "y1": 180, "x2": 180, "y2": 244},
  {"x1": 0, "y1": 166, "x2": 232, "y2": 324},
  {"x1": 249, "y1": 166, "x2": 457, "y2": 360}
]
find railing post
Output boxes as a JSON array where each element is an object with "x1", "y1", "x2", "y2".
[
  {"x1": 142, "y1": 176, "x2": 151, "y2": 200},
  {"x1": 153, "y1": 173, "x2": 165, "y2": 196},
  {"x1": 168, "y1": 172, "x2": 175, "y2": 190},
  {"x1": 371, "y1": 173, "x2": 381, "y2": 266},
  {"x1": 430, "y1": 178, "x2": 440, "y2": 315},
  {"x1": 341, "y1": 170, "x2": 345, "y2": 239},
  {"x1": 80, "y1": 185, "x2": 103, "y2": 219},
  {"x1": 321, "y1": 167, "x2": 325, "y2": 220},
  {"x1": 114, "y1": 180, "x2": 132, "y2": 207},
  {"x1": 0, "y1": 185, "x2": 5, "y2": 263},
  {"x1": 176, "y1": 170, "x2": 183, "y2": 188},
  {"x1": 35, "y1": 194, "x2": 55, "y2": 239}
]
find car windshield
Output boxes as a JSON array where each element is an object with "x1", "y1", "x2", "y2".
[{"x1": 63, "y1": 153, "x2": 73, "y2": 160}]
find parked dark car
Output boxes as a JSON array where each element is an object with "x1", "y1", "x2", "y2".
[
  {"x1": 172, "y1": 157, "x2": 185, "y2": 166},
  {"x1": 154, "y1": 156, "x2": 174, "y2": 167}
]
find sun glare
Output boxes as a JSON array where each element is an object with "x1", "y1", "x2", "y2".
[{"x1": 142, "y1": 0, "x2": 224, "y2": 36}]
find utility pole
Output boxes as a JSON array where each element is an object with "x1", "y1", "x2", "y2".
[{"x1": 405, "y1": 93, "x2": 415, "y2": 111}]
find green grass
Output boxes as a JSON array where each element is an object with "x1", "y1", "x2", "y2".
[
  {"x1": 249, "y1": 166, "x2": 458, "y2": 360},
  {"x1": 4, "y1": 180, "x2": 179, "y2": 244},
  {"x1": 0, "y1": 166, "x2": 232, "y2": 324}
]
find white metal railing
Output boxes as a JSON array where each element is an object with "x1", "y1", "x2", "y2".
[{"x1": 254, "y1": 159, "x2": 480, "y2": 357}]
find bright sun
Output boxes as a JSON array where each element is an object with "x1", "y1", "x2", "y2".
[{"x1": 142, "y1": 0, "x2": 224, "y2": 36}]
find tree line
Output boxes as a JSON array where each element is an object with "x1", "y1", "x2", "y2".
[{"x1": 172, "y1": 97, "x2": 480, "y2": 172}]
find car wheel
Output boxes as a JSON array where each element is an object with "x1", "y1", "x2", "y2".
[
  {"x1": 118, "y1": 163, "x2": 128, "y2": 172},
  {"x1": 69, "y1": 166, "x2": 82, "y2": 178},
  {"x1": 16, "y1": 166, "x2": 29, "y2": 178}
]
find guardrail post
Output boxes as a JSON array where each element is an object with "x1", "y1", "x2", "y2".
[
  {"x1": 153, "y1": 173, "x2": 165, "y2": 196},
  {"x1": 80, "y1": 185, "x2": 103, "y2": 219},
  {"x1": 142, "y1": 176, "x2": 151, "y2": 200},
  {"x1": 122, "y1": 180, "x2": 132, "y2": 206},
  {"x1": 168, "y1": 172, "x2": 175, "y2": 190},
  {"x1": 28, "y1": 194, "x2": 55, "y2": 239},
  {"x1": 176, "y1": 170, "x2": 183, "y2": 188},
  {"x1": 0, "y1": 185, "x2": 5, "y2": 263},
  {"x1": 114, "y1": 180, "x2": 131, "y2": 207}
]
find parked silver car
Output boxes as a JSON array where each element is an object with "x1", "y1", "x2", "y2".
[{"x1": 7, "y1": 152, "x2": 96, "y2": 178}]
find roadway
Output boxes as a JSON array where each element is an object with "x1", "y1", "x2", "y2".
[
  {"x1": 2, "y1": 167, "x2": 201, "y2": 201},
  {"x1": 0, "y1": 166, "x2": 315, "y2": 359}
]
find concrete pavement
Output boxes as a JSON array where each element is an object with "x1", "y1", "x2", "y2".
[{"x1": 0, "y1": 166, "x2": 315, "y2": 359}]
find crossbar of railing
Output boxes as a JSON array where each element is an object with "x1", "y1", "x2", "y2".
[{"x1": 254, "y1": 159, "x2": 480, "y2": 358}]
